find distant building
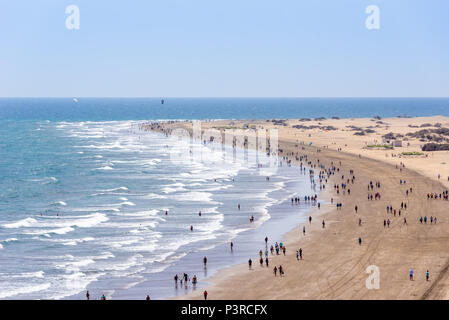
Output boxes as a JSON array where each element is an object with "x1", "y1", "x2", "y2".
[{"x1": 392, "y1": 140, "x2": 403, "y2": 147}]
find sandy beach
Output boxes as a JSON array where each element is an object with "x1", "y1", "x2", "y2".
[{"x1": 144, "y1": 116, "x2": 449, "y2": 300}]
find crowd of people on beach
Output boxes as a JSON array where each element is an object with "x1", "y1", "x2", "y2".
[{"x1": 115, "y1": 122, "x2": 447, "y2": 300}]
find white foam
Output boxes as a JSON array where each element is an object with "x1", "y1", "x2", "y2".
[
  {"x1": 56, "y1": 258, "x2": 95, "y2": 272},
  {"x1": 11, "y1": 271, "x2": 45, "y2": 278},
  {"x1": 103, "y1": 186, "x2": 128, "y2": 192},
  {"x1": 51, "y1": 227, "x2": 75, "y2": 235},
  {"x1": 3, "y1": 217, "x2": 37, "y2": 228},
  {"x1": 172, "y1": 191, "x2": 216, "y2": 203},
  {"x1": 97, "y1": 166, "x2": 114, "y2": 170},
  {"x1": 119, "y1": 201, "x2": 135, "y2": 206},
  {"x1": 10, "y1": 213, "x2": 108, "y2": 231},
  {"x1": 52, "y1": 237, "x2": 95, "y2": 246},
  {"x1": 115, "y1": 209, "x2": 159, "y2": 218},
  {"x1": 0, "y1": 283, "x2": 51, "y2": 299},
  {"x1": 143, "y1": 193, "x2": 167, "y2": 199}
]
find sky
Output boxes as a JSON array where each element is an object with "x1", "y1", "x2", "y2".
[{"x1": 0, "y1": 0, "x2": 448, "y2": 97}]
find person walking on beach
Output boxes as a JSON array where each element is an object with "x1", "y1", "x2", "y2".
[
  {"x1": 86, "y1": 290, "x2": 90, "y2": 300},
  {"x1": 248, "y1": 258, "x2": 252, "y2": 269},
  {"x1": 282, "y1": 246, "x2": 286, "y2": 256},
  {"x1": 203, "y1": 256, "x2": 207, "y2": 267},
  {"x1": 230, "y1": 242, "x2": 233, "y2": 251},
  {"x1": 259, "y1": 257, "x2": 263, "y2": 266},
  {"x1": 273, "y1": 266, "x2": 277, "y2": 276},
  {"x1": 303, "y1": 226, "x2": 306, "y2": 235},
  {"x1": 265, "y1": 257, "x2": 269, "y2": 267},
  {"x1": 299, "y1": 248, "x2": 303, "y2": 259},
  {"x1": 265, "y1": 236, "x2": 268, "y2": 245},
  {"x1": 309, "y1": 216, "x2": 312, "y2": 224},
  {"x1": 101, "y1": 294, "x2": 106, "y2": 300},
  {"x1": 410, "y1": 269, "x2": 414, "y2": 280},
  {"x1": 426, "y1": 270, "x2": 430, "y2": 281},
  {"x1": 322, "y1": 220, "x2": 325, "y2": 228},
  {"x1": 279, "y1": 265, "x2": 284, "y2": 276},
  {"x1": 203, "y1": 290, "x2": 208, "y2": 300},
  {"x1": 174, "y1": 274, "x2": 178, "y2": 283},
  {"x1": 146, "y1": 295, "x2": 150, "y2": 300},
  {"x1": 296, "y1": 250, "x2": 299, "y2": 260},
  {"x1": 358, "y1": 237, "x2": 362, "y2": 245}
]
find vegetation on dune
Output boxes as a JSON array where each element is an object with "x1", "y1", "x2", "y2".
[
  {"x1": 367, "y1": 144, "x2": 393, "y2": 149},
  {"x1": 421, "y1": 143, "x2": 449, "y2": 151},
  {"x1": 401, "y1": 151, "x2": 424, "y2": 156}
]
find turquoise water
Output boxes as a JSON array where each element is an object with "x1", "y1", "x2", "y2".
[
  {"x1": 0, "y1": 118, "x2": 316, "y2": 299},
  {"x1": 1, "y1": 98, "x2": 449, "y2": 121},
  {"x1": 0, "y1": 98, "x2": 446, "y2": 299}
]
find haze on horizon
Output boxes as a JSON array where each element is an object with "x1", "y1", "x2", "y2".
[{"x1": 1, "y1": 0, "x2": 448, "y2": 98}]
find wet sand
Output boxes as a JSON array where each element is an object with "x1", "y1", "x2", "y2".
[{"x1": 145, "y1": 116, "x2": 449, "y2": 299}]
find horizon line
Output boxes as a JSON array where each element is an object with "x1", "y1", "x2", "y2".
[{"x1": 1, "y1": 96, "x2": 449, "y2": 99}]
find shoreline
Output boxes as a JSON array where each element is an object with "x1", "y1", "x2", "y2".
[
  {"x1": 146, "y1": 116, "x2": 449, "y2": 300},
  {"x1": 61, "y1": 130, "x2": 321, "y2": 300}
]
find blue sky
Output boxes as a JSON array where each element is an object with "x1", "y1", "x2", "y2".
[{"x1": 1, "y1": 0, "x2": 448, "y2": 97}]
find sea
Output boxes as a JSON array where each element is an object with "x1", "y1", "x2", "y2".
[{"x1": 0, "y1": 98, "x2": 448, "y2": 300}]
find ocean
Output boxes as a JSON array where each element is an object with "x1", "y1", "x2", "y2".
[
  {"x1": 1, "y1": 98, "x2": 449, "y2": 121},
  {"x1": 0, "y1": 98, "x2": 448, "y2": 299}
]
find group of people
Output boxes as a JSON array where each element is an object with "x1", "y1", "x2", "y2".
[
  {"x1": 174, "y1": 273, "x2": 198, "y2": 287},
  {"x1": 292, "y1": 194, "x2": 318, "y2": 204},
  {"x1": 85, "y1": 291, "x2": 109, "y2": 300},
  {"x1": 419, "y1": 216, "x2": 437, "y2": 224},
  {"x1": 409, "y1": 269, "x2": 430, "y2": 281},
  {"x1": 427, "y1": 190, "x2": 449, "y2": 200},
  {"x1": 273, "y1": 265, "x2": 284, "y2": 277}
]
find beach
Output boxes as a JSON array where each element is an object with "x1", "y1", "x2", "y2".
[
  {"x1": 2, "y1": 113, "x2": 449, "y2": 299},
  {"x1": 145, "y1": 115, "x2": 449, "y2": 300}
]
